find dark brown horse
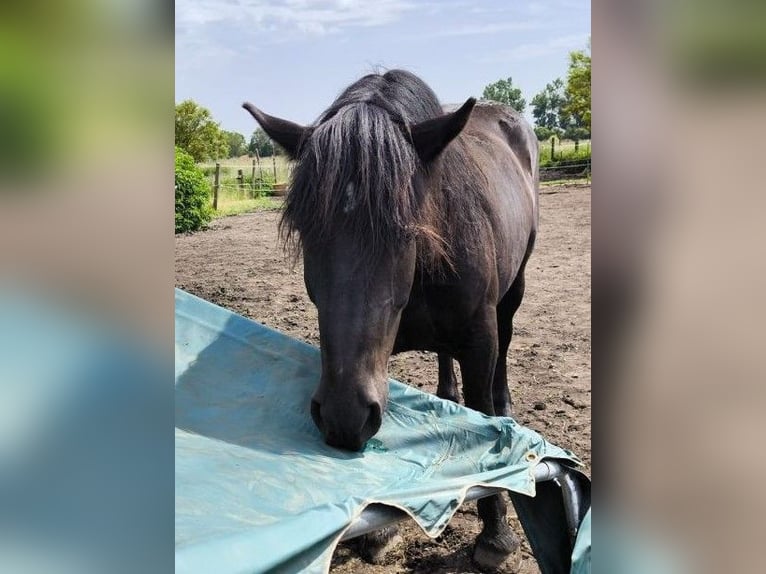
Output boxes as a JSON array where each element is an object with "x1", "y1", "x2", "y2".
[{"x1": 244, "y1": 69, "x2": 538, "y2": 569}]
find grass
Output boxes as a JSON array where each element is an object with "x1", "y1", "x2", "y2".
[
  {"x1": 539, "y1": 139, "x2": 591, "y2": 168},
  {"x1": 214, "y1": 195, "x2": 283, "y2": 217}
]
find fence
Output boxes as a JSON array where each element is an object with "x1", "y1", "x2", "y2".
[
  {"x1": 202, "y1": 139, "x2": 590, "y2": 210},
  {"x1": 539, "y1": 139, "x2": 591, "y2": 181},
  {"x1": 544, "y1": 138, "x2": 591, "y2": 158},
  {"x1": 200, "y1": 155, "x2": 292, "y2": 210},
  {"x1": 539, "y1": 161, "x2": 591, "y2": 181}
]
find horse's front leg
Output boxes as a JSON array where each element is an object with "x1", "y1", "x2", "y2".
[
  {"x1": 437, "y1": 353, "x2": 460, "y2": 403},
  {"x1": 456, "y1": 310, "x2": 520, "y2": 570},
  {"x1": 456, "y1": 308, "x2": 499, "y2": 415}
]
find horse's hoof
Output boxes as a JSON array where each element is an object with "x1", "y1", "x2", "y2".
[
  {"x1": 358, "y1": 526, "x2": 403, "y2": 564},
  {"x1": 472, "y1": 528, "x2": 521, "y2": 571}
]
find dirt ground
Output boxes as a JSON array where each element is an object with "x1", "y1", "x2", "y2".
[{"x1": 175, "y1": 183, "x2": 591, "y2": 573}]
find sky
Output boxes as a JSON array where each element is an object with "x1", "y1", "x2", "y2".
[{"x1": 176, "y1": 0, "x2": 590, "y2": 136}]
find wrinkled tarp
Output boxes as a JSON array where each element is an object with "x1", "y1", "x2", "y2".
[{"x1": 175, "y1": 288, "x2": 590, "y2": 574}]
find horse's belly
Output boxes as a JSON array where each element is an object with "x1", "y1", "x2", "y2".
[{"x1": 393, "y1": 290, "x2": 472, "y2": 354}]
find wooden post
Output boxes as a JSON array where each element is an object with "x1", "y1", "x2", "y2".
[
  {"x1": 574, "y1": 139, "x2": 579, "y2": 153},
  {"x1": 254, "y1": 150, "x2": 263, "y2": 195},
  {"x1": 213, "y1": 162, "x2": 220, "y2": 210},
  {"x1": 251, "y1": 159, "x2": 256, "y2": 197},
  {"x1": 272, "y1": 153, "x2": 277, "y2": 183},
  {"x1": 550, "y1": 137, "x2": 556, "y2": 161},
  {"x1": 237, "y1": 169, "x2": 245, "y2": 193}
]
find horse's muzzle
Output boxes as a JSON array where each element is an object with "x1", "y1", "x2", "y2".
[{"x1": 311, "y1": 398, "x2": 382, "y2": 451}]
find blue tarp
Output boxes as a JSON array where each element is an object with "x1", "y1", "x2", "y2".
[{"x1": 175, "y1": 288, "x2": 590, "y2": 573}]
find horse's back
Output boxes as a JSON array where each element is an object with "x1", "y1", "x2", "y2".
[{"x1": 443, "y1": 101, "x2": 539, "y2": 187}]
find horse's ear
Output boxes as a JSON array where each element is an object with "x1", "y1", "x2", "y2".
[
  {"x1": 242, "y1": 102, "x2": 312, "y2": 159},
  {"x1": 410, "y1": 97, "x2": 476, "y2": 163}
]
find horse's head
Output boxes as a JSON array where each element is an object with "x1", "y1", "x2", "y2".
[{"x1": 243, "y1": 95, "x2": 475, "y2": 451}]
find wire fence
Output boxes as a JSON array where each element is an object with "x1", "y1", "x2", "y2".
[
  {"x1": 202, "y1": 139, "x2": 590, "y2": 209},
  {"x1": 539, "y1": 160, "x2": 591, "y2": 181},
  {"x1": 200, "y1": 157, "x2": 291, "y2": 209},
  {"x1": 538, "y1": 138, "x2": 591, "y2": 180}
]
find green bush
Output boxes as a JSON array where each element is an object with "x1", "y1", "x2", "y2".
[{"x1": 175, "y1": 146, "x2": 212, "y2": 233}]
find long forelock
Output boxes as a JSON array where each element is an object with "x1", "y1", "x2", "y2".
[{"x1": 280, "y1": 102, "x2": 421, "y2": 259}]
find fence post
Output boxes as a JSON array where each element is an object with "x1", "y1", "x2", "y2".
[
  {"x1": 237, "y1": 169, "x2": 245, "y2": 196},
  {"x1": 550, "y1": 137, "x2": 556, "y2": 161},
  {"x1": 272, "y1": 154, "x2": 277, "y2": 183},
  {"x1": 251, "y1": 159, "x2": 256, "y2": 197},
  {"x1": 213, "y1": 162, "x2": 220, "y2": 211},
  {"x1": 574, "y1": 139, "x2": 579, "y2": 153},
  {"x1": 255, "y1": 151, "x2": 263, "y2": 195}
]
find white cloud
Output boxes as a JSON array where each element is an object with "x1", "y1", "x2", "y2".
[
  {"x1": 426, "y1": 21, "x2": 544, "y2": 38},
  {"x1": 176, "y1": 0, "x2": 418, "y2": 36},
  {"x1": 481, "y1": 34, "x2": 588, "y2": 63}
]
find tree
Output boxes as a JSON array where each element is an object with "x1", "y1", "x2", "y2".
[
  {"x1": 248, "y1": 128, "x2": 276, "y2": 157},
  {"x1": 561, "y1": 124, "x2": 590, "y2": 142},
  {"x1": 563, "y1": 44, "x2": 591, "y2": 132},
  {"x1": 481, "y1": 77, "x2": 526, "y2": 113},
  {"x1": 175, "y1": 100, "x2": 228, "y2": 162},
  {"x1": 531, "y1": 78, "x2": 566, "y2": 134},
  {"x1": 224, "y1": 131, "x2": 247, "y2": 158}
]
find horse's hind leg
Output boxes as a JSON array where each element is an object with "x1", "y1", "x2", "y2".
[
  {"x1": 437, "y1": 353, "x2": 460, "y2": 403},
  {"x1": 493, "y1": 272, "x2": 527, "y2": 417},
  {"x1": 456, "y1": 311, "x2": 520, "y2": 570}
]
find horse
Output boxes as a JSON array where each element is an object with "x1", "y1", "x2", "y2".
[{"x1": 243, "y1": 69, "x2": 538, "y2": 570}]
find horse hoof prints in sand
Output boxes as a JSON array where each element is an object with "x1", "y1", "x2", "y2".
[{"x1": 243, "y1": 69, "x2": 538, "y2": 571}]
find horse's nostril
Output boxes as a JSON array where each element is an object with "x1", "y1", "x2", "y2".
[
  {"x1": 311, "y1": 398, "x2": 383, "y2": 450},
  {"x1": 362, "y1": 402, "x2": 383, "y2": 441},
  {"x1": 310, "y1": 399, "x2": 323, "y2": 431},
  {"x1": 371, "y1": 403, "x2": 382, "y2": 428}
]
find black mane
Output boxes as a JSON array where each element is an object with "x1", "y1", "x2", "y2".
[{"x1": 280, "y1": 70, "x2": 445, "y2": 261}]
